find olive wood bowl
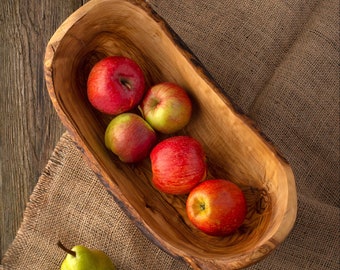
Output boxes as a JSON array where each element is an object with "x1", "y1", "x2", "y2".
[{"x1": 44, "y1": 0, "x2": 297, "y2": 269}]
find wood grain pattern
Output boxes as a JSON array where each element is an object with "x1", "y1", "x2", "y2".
[
  {"x1": 0, "y1": 0, "x2": 90, "y2": 259},
  {"x1": 44, "y1": 0, "x2": 297, "y2": 269}
]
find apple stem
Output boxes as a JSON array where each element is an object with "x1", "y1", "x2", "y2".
[
  {"x1": 119, "y1": 78, "x2": 132, "y2": 90},
  {"x1": 200, "y1": 203, "x2": 206, "y2": 211},
  {"x1": 57, "y1": 241, "x2": 76, "y2": 257}
]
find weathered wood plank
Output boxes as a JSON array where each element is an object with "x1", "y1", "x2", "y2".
[{"x1": 0, "y1": 0, "x2": 89, "y2": 259}]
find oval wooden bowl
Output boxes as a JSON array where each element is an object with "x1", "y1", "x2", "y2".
[{"x1": 44, "y1": 0, "x2": 297, "y2": 269}]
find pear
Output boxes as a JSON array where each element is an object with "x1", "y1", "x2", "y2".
[{"x1": 58, "y1": 241, "x2": 116, "y2": 270}]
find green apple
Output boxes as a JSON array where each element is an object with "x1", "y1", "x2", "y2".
[{"x1": 140, "y1": 82, "x2": 192, "y2": 134}]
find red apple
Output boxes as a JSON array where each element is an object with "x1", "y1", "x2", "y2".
[
  {"x1": 150, "y1": 136, "x2": 206, "y2": 194},
  {"x1": 105, "y1": 113, "x2": 157, "y2": 163},
  {"x1": 186, "y1": 179, "x2": 247, "y2": 236},
  {"x1": 140, "y1": 82, "x2": 192, "y2": 134},
  {"x1": 87, "y1": 56, "x2": 145, "y2": 115}
]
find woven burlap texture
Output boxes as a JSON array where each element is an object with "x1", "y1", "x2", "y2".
[
  {"x1": 1, "y1": 133, "x2": 191, "y2": 270},
  {"x1": 1, "y1": 0, "x2": 339, "y2": 269}
]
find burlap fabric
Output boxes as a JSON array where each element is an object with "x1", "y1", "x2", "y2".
[{"x1": 1, "y1": 0, "x2": 339, "y2": 269}]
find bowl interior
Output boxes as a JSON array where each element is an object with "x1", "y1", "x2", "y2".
[{"x1": 46, "y1": 0, "x2": 296, "y2": 267}]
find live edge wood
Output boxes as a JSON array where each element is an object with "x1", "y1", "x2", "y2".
[{"x1": 44, "y1": 0, "x2": 297, "y2": 269}]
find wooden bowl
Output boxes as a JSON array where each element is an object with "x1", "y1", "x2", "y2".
[{"x1": 44, "y1": 0, "x2": 297, "y2": 269}]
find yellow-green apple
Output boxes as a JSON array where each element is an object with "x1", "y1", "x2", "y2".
[
  {"x1": 140, "y1": 82, "x2": 192, "y2": 134},
  {"x1": 105, "y1": 113, "x2": 157, "y2": 163},
  {"x1": 87, "y1": 56, "x2": 145, "y2": 115},
  {"x1": 150, "y1": 136, "x2": 206, "y2": 194},
  {"x1": 186, "y1": 179, "x2": 247, "y2": 236}
]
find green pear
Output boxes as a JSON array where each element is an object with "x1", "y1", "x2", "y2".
[{"x1": 58, "y1": 241, "x2": 116, "y2": 270}]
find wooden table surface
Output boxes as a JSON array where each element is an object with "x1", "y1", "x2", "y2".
[{"x1": 0, "y1": 0, "x2": 91, "y2": 259}]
